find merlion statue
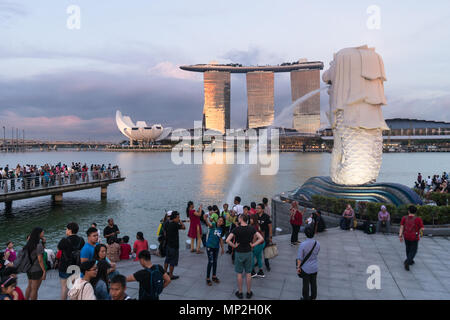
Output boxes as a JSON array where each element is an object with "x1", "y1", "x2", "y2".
[{"x1": 322, "y1": 45, "x2": 389, "y2": 185}]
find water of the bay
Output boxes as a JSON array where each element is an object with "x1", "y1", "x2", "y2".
[{"x1": 0, "y1": 151, "x2": 448, "y2": 250}]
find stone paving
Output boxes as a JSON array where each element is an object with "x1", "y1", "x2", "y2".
[{"x1": 17, "y1": 227, "x2": 450, "y2": 300}]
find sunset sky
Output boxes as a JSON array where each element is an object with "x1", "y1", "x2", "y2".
[{"x1": 0, "y1": 0, "x2": 449, "y2": 141}]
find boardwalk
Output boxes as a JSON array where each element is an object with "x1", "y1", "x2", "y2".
[
  {"x1": 18, "y1": 227, "x2": 450, "y2": 300},
  {"x1": 1, "y1": 170, "x2": 125, "y2": 211}
]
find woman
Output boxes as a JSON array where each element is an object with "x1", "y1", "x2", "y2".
[
  {"x1": 204, "y1": 215, "x2": 225, "y2": 286},
  {"x1": 133, "y1": 232, "x2": 149, "y2": 261},
  {"x1": 22, "y1": 227, "x2": 46, "y2": 300},
  {"x1": 0, "y1": 276, "x2": 17, "y2": 300},
  {"x1": 90, "y1": 260, "x2": 111, "y2": 300},
  {"x1": 106, "y1": 237, "x2": 121, "y2": 263},
  {"x1": 289, "y1": 201, "x2": 304, "y2": 245},
  {"x1": 250, "y1": 215, "x2": 266, "y2": 278},
  {"x1": 93, "y1": 244, "x2": 118, "y2": 279},
  {"x1": 4, "y1": 241, "x2": 16, "y2": 265},
  {"x1": 68, "y1": 260, "x2": 97, "y2": 300},
  {"x1": 376, "y1": 205, "x2": 391, "y2": 233},
  {"x1": 341, "y1": 204, "x2": 355, "y2": 230},
  {"x1": 187, "y1": 201, "x2": 203, "y2": 254},
  {"x1": 296, "y1": 226, "x2": 320, "y2": 300}
]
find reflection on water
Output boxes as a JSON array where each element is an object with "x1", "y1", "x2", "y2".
[{"x1": 0, "y1": 151, "x2": 448, "y2": 250}]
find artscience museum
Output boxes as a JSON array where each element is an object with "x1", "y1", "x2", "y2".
[{"x1": 115, "y1": 110, "x2": 172, "y2": 145}]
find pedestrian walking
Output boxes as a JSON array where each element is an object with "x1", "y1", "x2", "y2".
[{"x1": 399, "y1": 205, "x2": 424, "y2": 271}]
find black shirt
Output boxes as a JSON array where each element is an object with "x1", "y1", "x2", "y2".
[
  {"x1": 231, "y1": 225, "x2": 256, "y2": 253},
  {"x1": 57, "y1": 235, "x2": 85, "y2": 271},
  {"x1": 103, "y1": 225, "x2": 119, "y2": 239},
  {"x1": 167, "y1": 221, "x2": 182, "y2": 249},
  {"x1": 133, "y1": 265, "x2": 166, "y2": 300},
  {"x1": 257, "y1": 213, "x2": 272, "y2": 239}
]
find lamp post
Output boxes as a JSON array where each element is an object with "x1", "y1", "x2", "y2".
[{"x1": 2, "y1": 126, "x2": 5, "y2": 151}]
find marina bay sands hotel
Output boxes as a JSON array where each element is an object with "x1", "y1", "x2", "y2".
[{"x1": 180, "y1": 60, "x2": 323, "y2": 134}]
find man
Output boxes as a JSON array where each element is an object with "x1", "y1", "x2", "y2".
[
  {"x1": 57, "y1": 222, "x2": 85, "y2": 300},
  {"x1": 296, "y1": 226, "x2": 320, "y2": 300},
  {"x1": 256, "y1": 203, "x2": 273, "y2": 271},
  {"x1": 226, "y1": 214, "x2": 264, "y2": 299},
  {"x1": 67, "y1": 260, "x2": 97, "y2": 300},
  {"x1": 126, "y1": 250, "x2": 170, "y2": 300},
  {"x1": 262, "y1": 197, "x2": 271, "y2": 217},
  {"x1": 426, "y1": 176, "x2": 432, "y2": 190},
  {"x1": 231, "y1": 196, "x2": 244, "y2": 216},
  {"x1": 103, "y1": 218, "x2": 120, "y2": 242},
  {"x1": 417, "y1": 173, "x2": 422, "y2": 184},
  {"x1": 399, "y1": 205, "x2": 424, "y2": 271},
  {"x1": 80, "y1": 227, "x2": 99, "y2": 263},
  {"x1": 164, "y1": 211, "x2": 185, "y2": 280},
  {"x1": 110, "y1": 275, "x2": 132, "y2": 300}
]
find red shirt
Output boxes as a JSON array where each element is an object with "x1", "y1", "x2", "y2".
[
  {"x1": 14, "y1": 286, "x2": 25, "y2": 300},
  {"x1": 290, "y1": 209, "x2": 303, "y2": 226},
  {"x1": 119, "y1": 243, "x2": 132, "y2": 260},
  {"x1": 133, "y1": 240, "x2": 148, "y2": 261},
  {"x1": 400, "y1": 215, "x2": 424, "y2": 241}
]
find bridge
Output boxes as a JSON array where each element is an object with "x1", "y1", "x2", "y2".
[{"x1": 0, "y1": 169, "x2": 125, "y2": 213}]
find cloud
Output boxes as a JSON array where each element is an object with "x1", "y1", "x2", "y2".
[
  {"x1": 0, "y1": 110, "x2": 115, "y2": 141},
  {"x1": 0, "y1": 1, "x2": 27, "y2": 27},
  {"x1": 148, "y1": 61, "x2": 201, "y2": 81}
]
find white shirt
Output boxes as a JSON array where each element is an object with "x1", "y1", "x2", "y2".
[
  {"x1": 426, "y1": 178, "x2": 432, "y2": 186},
  {"x1": 232, "y1": 204, "x2": 243, "y2": 216}
]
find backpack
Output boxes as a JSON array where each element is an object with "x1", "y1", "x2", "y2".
[
  {"x1": 15, "y1": 248, "x2": 34, "y2": 274},
  {"x1": 403, "y1": 216, "x2": 419, "y2": 241},
  {"x1": 141, "y1": 266, "x2": 164, "y2": 300},
  {"x1": 365, "y1": 223, "x2": 376, "y2": 234},
  {"x1": 62, "y1": 237, "x2": 82, "y2": 267}
]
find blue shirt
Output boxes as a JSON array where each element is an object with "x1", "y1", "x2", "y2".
[
  {"x1": 297, "y1": 239, "x2": 320, "y2": 274},
  {"x1": 80, "y1": 242, "x2": 97, "y2": 261},
  {"x1": 80, "y1": 242, "x2": 98, "y2": 277},
  {"x1": 206, "y1": 223, "x2": 222, "y2": 249}
]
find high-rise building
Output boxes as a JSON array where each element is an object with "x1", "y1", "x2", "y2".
[
  {"x1": 246, "y1": 71, "x2": 274, "y2": 128},
  {"x1": 291, "y1": 69, "x2": 320, "y2": 134},
  {"x1": 203, "y1": 71, "x2": 230, "y2": 134}
]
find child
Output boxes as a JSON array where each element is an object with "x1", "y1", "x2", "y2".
[{"x1": 120, "y1": 236, "x2": 132, "y2": 260}]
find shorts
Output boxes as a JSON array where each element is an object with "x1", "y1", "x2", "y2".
[
  {"x1": 164, "y1": 247, "x2": 179, "y2": 267},
  {"x1": 59, "y1": 271, "x2": 71, "y2": 279},
  {"x1": 234, "y1": 252, "x2": 252, "y2": 274},
  {"x1": 27, "y1": 270, "x2": 44, "y2": 280}
]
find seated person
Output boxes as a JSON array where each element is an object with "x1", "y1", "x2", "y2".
[
  {"x1": 376, "y1": 205, "x2": 391, "y2": 233},
  {"x1": 340, "y1": 204, "x2": 355, "y2": 230}
]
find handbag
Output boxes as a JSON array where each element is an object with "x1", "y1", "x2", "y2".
[
  {"x1": 263, "y1": 243, "x2": 278, "y2": 259},
  {"x1": 296, "y1": 241, "x2": 317, "y2": 278}
]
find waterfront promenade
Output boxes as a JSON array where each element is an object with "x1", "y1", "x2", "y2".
[{"x1": 17, "y1": 227, "x2": 450, "y2": 300}]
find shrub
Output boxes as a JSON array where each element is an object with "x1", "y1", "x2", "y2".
[
  {"x1": 429, "y1": 193, "x2": 450, "y2": 206},
  {"x1": 309, "y1": 195, "x2": 450, "y2": 225}
]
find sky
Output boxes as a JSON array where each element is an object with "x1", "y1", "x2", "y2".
[{"x1": 0, "y1": 0, "x2": 449, "y2": 141}]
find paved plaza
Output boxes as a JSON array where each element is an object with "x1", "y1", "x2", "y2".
[{"x1": 18, "y1": 227, "x2": 450, "y2": 300}]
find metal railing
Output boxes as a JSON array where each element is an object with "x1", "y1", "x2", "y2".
[{"x1": 0, "y1": 169, "x2": 121, "y2": 194}]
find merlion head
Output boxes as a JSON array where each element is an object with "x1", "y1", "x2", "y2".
[{"x1": 322, "y1": 45, "x2": 388, "y2": 129}]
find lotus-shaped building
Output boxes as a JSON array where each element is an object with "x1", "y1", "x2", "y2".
[{"x1": 116, "y1": 110, "x2": 171, "y2": 145}]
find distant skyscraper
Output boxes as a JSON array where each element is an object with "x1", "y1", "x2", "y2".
[
  {"x1": 291, "y1": 69, "x2": 320, "y2": 133},
  {"x1": 203, "y1": 71, "x2": 230, "y2": 133},
  {"x1": 246, "y1": 71, "x2": 274, "y2": 129}
]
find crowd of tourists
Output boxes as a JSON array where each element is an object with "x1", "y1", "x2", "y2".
[
  {"x1": 0, "y1": 163, "x2": 120, "y2": 191},
  {"x1": 0, "y1": 194, "x2": 426, "y2": 301},
  {"x1": 414, "y1": 172, "x2": 449, "y2": 193}
]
